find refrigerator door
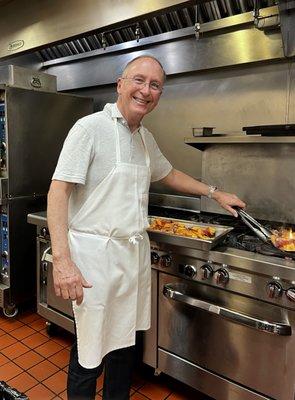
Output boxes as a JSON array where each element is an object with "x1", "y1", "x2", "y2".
[{"x1": 5, "y1": 87, "x2": 93, "y2": 197}]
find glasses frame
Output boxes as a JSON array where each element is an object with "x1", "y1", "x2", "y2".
[{"x1": 121, "y1": 76, "x2": 163, "y2": 93}]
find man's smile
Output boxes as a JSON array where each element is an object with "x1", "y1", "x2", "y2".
[{"x1": 132, "y1": 96, "x2": 150, "y2": 105}]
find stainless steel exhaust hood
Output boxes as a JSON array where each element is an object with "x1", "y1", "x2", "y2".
[{"x1": 0, "y1": 0, "x2": 192, "y2": 60}]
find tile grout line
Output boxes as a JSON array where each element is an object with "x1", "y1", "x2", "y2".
[
  {"x1": 164, "y1": 391, "x2": 174, "y2": 400},
  {"x1": 0, "y1": 315, "x2": 70, "y2": 397},
  {"x1": 1, "y1": 312, "x2": 72, "y2": 397},
  {"x1": 2, "y1": 313, "x2": 191, "y2": 400}
]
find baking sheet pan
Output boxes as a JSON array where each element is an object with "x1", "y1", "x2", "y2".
[{"x1": 147, "y1": 216, "x2": 234, "y2": 251}]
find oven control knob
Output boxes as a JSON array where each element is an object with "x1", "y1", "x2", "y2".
[
  {"x1": 42, "y1": 261, "x2": 48, "y2": 272},
  {"x1": 215, "y1": 269, "x2": 229, "y2": 285},
  {"x1": 151, "y1": 252, "x2": 160, "y2": 265},
  {"x1": 160, "y1": 254, "x2": 172, "y2": 268},
  {"x1": 266, "y1": 282, "x2": 283, "y2": 298},
  {"x1": 184, "y1": 265, "x2": 197, "y2": 278},
  {"x1": 1, "y1": 250, "x2": 8, "y2": 259},
  {"x1": 200, "y1": 264, "x2": 213, "y2": 280},
  {"x1": 286, "y1": 287, "x2": 295, "y2": 302}
]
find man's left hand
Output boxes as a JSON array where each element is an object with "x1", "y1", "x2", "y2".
[{"x1": 212, "y1": 190, "x2": 246, "y2": 217}]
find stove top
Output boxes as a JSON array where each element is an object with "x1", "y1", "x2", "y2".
[{"x1": 149, "y1": 206, "x2": 295, "y2": 261}]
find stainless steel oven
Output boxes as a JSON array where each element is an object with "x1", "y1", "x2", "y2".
[
  {"x1": 159, "y1": 274, "x2": 294, "y2": 400},
  {"x1": 149, "y1": 233, "x2": 295, "y2": 400}
]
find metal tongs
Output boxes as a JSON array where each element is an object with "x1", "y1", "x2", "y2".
[{"x1": 235, "y1": 207, "x2": 272, "y2": 243}]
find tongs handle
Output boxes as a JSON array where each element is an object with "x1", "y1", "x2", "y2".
[{"x1": 234, "y1": 207, "x2": 272, "y2": 242}]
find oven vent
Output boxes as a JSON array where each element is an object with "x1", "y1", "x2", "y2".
[{"x1": 38, "y1": 0, "x2": 277, "y2": 62}]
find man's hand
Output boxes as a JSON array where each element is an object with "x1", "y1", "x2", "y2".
[
  {"x1": 53, "y1": 258, "x2": 92, "y2": 305},
  {"x1": 212, "y1": 190, "x2": 246, "y2": 217}
]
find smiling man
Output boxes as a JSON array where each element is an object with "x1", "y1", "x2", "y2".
[{"x1": 47, "y1": 55, "x2": 245, "y2": 400}]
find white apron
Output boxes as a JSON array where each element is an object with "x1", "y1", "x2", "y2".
[{"x1": 68, "y1": 118, "x2": 151, "y2": 368}]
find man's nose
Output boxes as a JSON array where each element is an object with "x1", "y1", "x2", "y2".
[{"x1": 140, "y1": 82, "x2": 152, "y2": 95}]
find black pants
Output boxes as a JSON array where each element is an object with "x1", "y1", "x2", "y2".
[{"x1": 67, "y1": 343, "x2": 135, "y2": 400}]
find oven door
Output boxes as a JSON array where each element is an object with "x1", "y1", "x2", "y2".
[
  {"x1": 38, "y1": 239, "x2": 74, "y2": 333},
  {"x1": 158, "y1": 273, "x2": 295, "y2": 400}
]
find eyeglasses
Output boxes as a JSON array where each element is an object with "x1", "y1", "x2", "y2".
[{"x1": 121, "y1": 77, "x2": 163, "y2": 93}]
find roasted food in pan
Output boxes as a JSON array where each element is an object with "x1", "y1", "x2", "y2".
[
  {"x1": 271, "y1": 228, "x2": 295, "y2": 252},
  {"x1": 234, "y1": 207, "x2": 295, "y2": 253},
  {"x1": 149, "y1": 218, "x2": 216, "y2": 240}
]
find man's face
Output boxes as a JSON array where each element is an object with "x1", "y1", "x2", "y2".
[{"x1": 117, "y1": 58, "x2": 164, "y2": 120}]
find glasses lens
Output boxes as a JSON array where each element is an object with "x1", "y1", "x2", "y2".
[{"x1": 150, "y1": 82, "x2": 161, "y2": 91}]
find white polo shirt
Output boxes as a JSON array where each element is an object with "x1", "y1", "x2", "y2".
[{"x1": 52, "y1": 103, "x2": 172, "y2": 221}]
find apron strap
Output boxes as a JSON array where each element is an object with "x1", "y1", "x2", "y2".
[
  {"x1": 139, "y1": 127, "x2": 150, "y2": 168},
  {"x1": 114, "y1": 118, "x2": 121, "y2": 163},
  {"x1": 114, "y1": 117, "x2": 150, "y2": 168}
]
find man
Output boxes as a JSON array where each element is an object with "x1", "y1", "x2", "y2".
[{"x1": 47, "y1": 55, "x2": 245, "y2": 400}]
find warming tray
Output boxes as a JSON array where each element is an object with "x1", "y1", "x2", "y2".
[{"x1": 147, "y1": 216, "x2": 234, "y2": 251}]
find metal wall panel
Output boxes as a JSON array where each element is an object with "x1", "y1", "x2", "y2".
[
  {"x1": 201, "y1": 144, "x2": 295, "y2": 223},
  {"x1": 144, "y1": 61, "x2": 293, "y2": 191}
]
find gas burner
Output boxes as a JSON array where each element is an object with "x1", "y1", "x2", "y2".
[
  {"x1": 257, "y1": 243, "x2": 295, "y2": 260},
  {"x1": 224, "y1": 231, "x2": 295, "y2": 260},
  {"x1": 224, "y1": 233, "x2": 261, "y2": 252}
]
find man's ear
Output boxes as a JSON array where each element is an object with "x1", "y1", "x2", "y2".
[{"x1": 117, "y1": 78, "x2": 122, "y2": 95}]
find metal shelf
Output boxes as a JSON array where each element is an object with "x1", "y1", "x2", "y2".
[{"x1": 184, "y1": 135, "x2": 295, "y2": 150}]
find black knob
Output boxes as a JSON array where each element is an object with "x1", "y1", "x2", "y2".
[
  {"x1": 266, "y1": 281, "x2": 283, "y2": 298},
  {"x1": 200, "y1": 263, "x2": 213, "y2": 280},
  {"x1": 1, "y1": 250, "x2": 8, "y2": 259},
  {"x1": 42, "y1": 261, "x2": 48, "y2": 271},
  {"x1": 286, "y1": 287, "x2": 295, "y2": 302},
  {"x1": 151, "y1": 252, "x2": 160, "y2": 265},
  {"x1": 160, "y1": 254, "x2": 172, "y2": 267},
  {"x1": 215, "y1": 269, "x2": 229, "y2": 285},
  {"x1": 184, "y1": 264, "x2": 197, "y2": 278}
]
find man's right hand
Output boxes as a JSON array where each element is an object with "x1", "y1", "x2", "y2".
[{"x1": 52, "y1": 258, "x2": 92, "y2": 305}]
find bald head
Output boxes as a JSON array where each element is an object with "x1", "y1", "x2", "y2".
[{"x1": 122, "y1": 55, "x2": 166, "y2": 82}]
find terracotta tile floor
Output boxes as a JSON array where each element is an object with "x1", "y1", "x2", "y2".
[{"x1": 0, "y1": 310, "x2": 213, "y2": 400}]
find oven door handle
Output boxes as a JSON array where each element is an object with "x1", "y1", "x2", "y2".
[{"x1": 163, "y1": 284, "x2": 292, "y2": 336}]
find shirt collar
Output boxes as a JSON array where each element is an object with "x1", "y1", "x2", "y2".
[{"x1": 103, "y1": 103, "x2": 143, "y2": 133}]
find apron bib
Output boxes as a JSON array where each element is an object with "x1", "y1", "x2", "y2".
[{"x1": 68, "y1": 118, "x2": 151, "y2": 368}]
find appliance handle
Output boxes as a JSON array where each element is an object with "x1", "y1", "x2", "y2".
[
  {"x1": 163, "y1": 284, "x2": 292, "y2": 336},
  {"x1": 41, "y1": 247, "x2": 52, "y2": 263}
]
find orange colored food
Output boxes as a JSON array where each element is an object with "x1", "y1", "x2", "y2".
[
  {"x1": 149, "y1": 218, "x2": 216, "y2": 240},
  {"x1": 271, "y1": 228, "x2": 295, "y2": 252}
]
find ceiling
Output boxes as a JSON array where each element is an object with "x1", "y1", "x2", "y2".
[{"x1": 38, "y1": 0, "x2": 277, "y2": 62}]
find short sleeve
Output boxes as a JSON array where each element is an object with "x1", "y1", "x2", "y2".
[
  {"x1": 146, "y1": 131, "x2": 173, "y2": 182},
  {"x1": 52, "y1": 122, "x2": 95, "y2": 184}
]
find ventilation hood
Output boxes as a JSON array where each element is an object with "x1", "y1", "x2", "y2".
[{"x1": 0, "y1": 0, "x2": 192, "y2": 59}]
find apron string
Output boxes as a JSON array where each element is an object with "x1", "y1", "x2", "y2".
[
  {"x1": 128, "y1": 233, "x2": 144, "y2": 244},
  {"x1": 114, "y1": 118, "x2": 121, "y2": 163},
  {"x1": 69, "y1": 228, "x2": 144, "y2": 245}
]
